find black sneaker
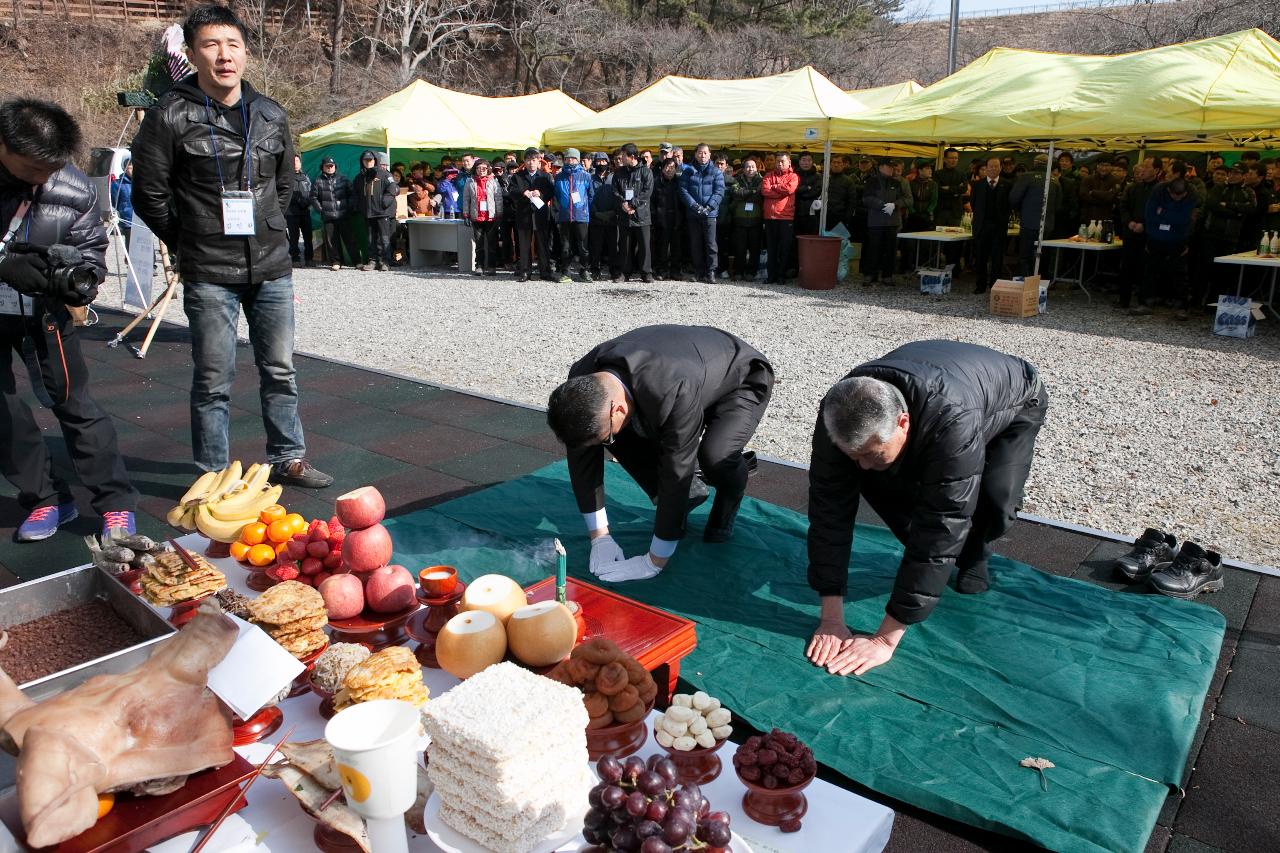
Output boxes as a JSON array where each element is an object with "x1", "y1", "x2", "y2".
[
  {"x1": 743, "y1": 449, "x2": 758, "y2": 477},
  {"x1": 1114, "y1": 527, "x2": 1178, "y2": 582},
  {"x1": 641, "y1": 275, "x2": 653, "y2": 283},
  {"x1": 270, "y1": 459, "x2": 335, "y2": 489},
  {"x1": 1149, "y1": 541, "x2": 1224, "y2": 599},
  {"x1": 612, "y1": 275, "x2": 624, "y2": 283}
]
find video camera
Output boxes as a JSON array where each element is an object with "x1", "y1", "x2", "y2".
[{"x1": 6, "y1": 242, "x2": 99, "y2": 306}]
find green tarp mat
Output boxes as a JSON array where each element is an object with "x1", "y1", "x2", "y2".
[{"x1": 386, "y1": 462, "x2": 1225, "y2": 852}]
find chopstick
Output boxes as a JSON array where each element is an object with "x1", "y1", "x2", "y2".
[
  {"x1": 168, "y1": 538, "x2": 203, "y2": 574},
  {"x1": 189, "y1": 724, "x2": 296, "y2": 853}
]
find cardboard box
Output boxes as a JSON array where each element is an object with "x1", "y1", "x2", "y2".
[
  {"x1": 918, "y1": 265, "x2": 953, "y2": 295},
  {"x1": 1210, "y1": 295, "x2": 1265, "y2": 339},
  {"x1": 990, "y1": 275, "x2": 1041, "y2": 318}
]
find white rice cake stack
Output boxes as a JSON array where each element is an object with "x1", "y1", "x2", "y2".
[{"x1": 423, "y1": 661, "x2": 589, "y2": 853}]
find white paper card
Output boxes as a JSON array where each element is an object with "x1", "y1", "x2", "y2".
[
  {"x1": 625, "y1": 189, "x2": 635, "y2": 201},
  {"x1": 220, "y1": 193, "x2": 256, "y2": 236},
  {"x1": 207, "y1": 615, "x2": 304, "y2": 719},
  {"x1": 478, "y1": 201, "x2": 488, "y2": 213},
  {"x1": 0, "y1": 284, "x2": 26, "y2": 316},
  {"x1": 744, "y1": 202, "x2": 754, "y2": 212},
  {"x1": 1159, "y1": 224, "x2": 1171, "y2": 231},
  {"x1": 531, "y1": 196, "x2": 545, "y2": 210},
  {"x1": 570, "y1": 191, "x2": 581, "y2": 204}
]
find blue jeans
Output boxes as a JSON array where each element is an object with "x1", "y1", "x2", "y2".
[{"x1": 183, "y1": 276, "x2": 306, "y2": 470}]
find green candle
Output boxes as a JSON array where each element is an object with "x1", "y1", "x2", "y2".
[{"x1": 555, "y1": 538, "x2": 567, "y2": 604}]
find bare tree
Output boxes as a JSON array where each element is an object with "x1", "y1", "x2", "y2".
[{"x1": 372, "y1": 0, "x2": 505, "y2": 86}]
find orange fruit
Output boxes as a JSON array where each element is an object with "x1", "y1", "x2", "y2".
[
  {"x1": 267, "y1": 519, "x2": 294, "y2": 544},
  {"x1": 241, "y1": 522, "x2": 268, "y2": 546},
  {"x1": 229, "y1": 541, "x2": 251, "y2": 562},
  {"x1": 247, "y1": 544, "x2": 277, "y2": 567},
  {"x1": 259, "y1": 504, "x2": 287, "y2": 524},
  {"x1": 285, "y1": 513, "x2": 307, "y2": 535},
  {"x1": 275, "y1": 540, "x2": 291, "y2": 557},
  {"x1": 97, "y1": 792, "x2": 114, "y2": 819}
]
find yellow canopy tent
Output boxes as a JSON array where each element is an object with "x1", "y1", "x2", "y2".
[
  {"x1": 830, "y1": 29, "x2": 1280, "y2": 150},
  {"x1": 845, "y1": 80, "x2": 924, "y2": 109},
  {"x1": 299, "y1": 80, "x2": 595, "y2": 154},
  {"x1": 542, "y1": 66, "x2": 923, "y2": 155}
]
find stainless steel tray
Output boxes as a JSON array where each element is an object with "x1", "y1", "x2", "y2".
[{"x1": 0, "y1": 562, "x2": 175, "y2": 702}]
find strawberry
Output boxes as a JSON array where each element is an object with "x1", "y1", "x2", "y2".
[
  {"x1": 314, "y1": 571, "x2": 331, "y2": 586},
  {"x1": 308, "y1": 519, "x2": 330, "y2": 542},
  {"x1": 306, "y1": 540, "x2": 330, "y2": 559},
  {"x1": 270, "y1": 560, "x2": 301, "y2": 581},
  {"x1": 286, "y1": 539, "x2": 309, "y2": 561},
  {"x1": 301, "y1": 556, "x2": 324, "y2": 575},
  {"x1": 292, "y1": 532, "x2": 308, "y2": 542},
  {"x1": 328, "y1": 527, "x2": 346, "y2": 548},
  {"x1": 293, "y1": 573, "x2": 314, "y2": 586},
  {"x1": 328, "y1": 515, "x2": 344, "y2": 534},
  {"x1": 322, "y1": 551, "x2": 342, "y2": 570}
]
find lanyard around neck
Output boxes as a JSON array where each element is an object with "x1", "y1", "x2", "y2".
[{"x1": 203, "y1": 95, "x2": 252, "y2": 193}]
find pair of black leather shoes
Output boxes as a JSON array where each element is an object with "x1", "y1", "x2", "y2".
[{"x1": 1114, "y1": 528, "x2": 1225, "y2": 599}]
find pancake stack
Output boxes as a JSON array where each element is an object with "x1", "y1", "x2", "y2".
[
  {"x1": 333, "y1": 645, "x2": 429, "y2": 710},
  {"x1": 247, "y1": 580, "x2": 329, "y2": 659},
  {"x1": 140, "y1": 549, "x2": 226, "y2": 606}
]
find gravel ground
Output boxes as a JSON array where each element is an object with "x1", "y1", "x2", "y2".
[{"x1": 99, "y1": 249, "x2": 1280, "y2": 567}]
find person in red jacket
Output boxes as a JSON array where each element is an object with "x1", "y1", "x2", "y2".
[{"x1": 761, "y1": 152, "x2": 800, "y2": 284}]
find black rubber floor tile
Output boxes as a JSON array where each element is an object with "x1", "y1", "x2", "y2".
[
  {"x1": 990, "y1": 523, "x2": 1099, "y2": 577},
  {"x1": 1, "y1": 531, "x2": 94, "y2": 582},
  {"x1": 411, "y1": 393, "x2": 518, "y2": 429},
  {"x1": 1145, "y1": 824, "x2": 1173, "y2": 853},
  {"x1": 329, "y1": 376, "x2": 445, "y2": 410},
  {"x1": 364, "y1": 423, "x2": 505, "y2": 467},
  {"x1": 1167, "y1": 833, "x2": 1224, "y2": 852},
  {"x1": 512, "y1": 427, "x2": 567, "y2": 455},
  {"x1": 1243, "y1": 576, "x2": 1280, "y2": 642},
  {"x1": 1217, "y1": 636, "x2": 1280, "y2": 734},
  {"x1": 1173, "y1": 719, "x2": 1280, "y2": 851},
  {"x1": 883, "y1": 810, "x2": 1001, "y2": 852},
  {"x1": 747, "y1": 462, "x2": 810, "y2": 514},
  {"x1": 1073, "y1": 539, "x2": 1149, "y2": 592},
  {"x1": 305, "y1": 447, "x2": 411, "y2": 492},
  {"x1": 382, "y1": 388, "x2": 476, "y2": 420},
  {"x1": 369, "y1": 467, "x2": 478, "y2": 517},
  {"x1": 430, "y1": 443, "x2": 560, "y2": 486}
]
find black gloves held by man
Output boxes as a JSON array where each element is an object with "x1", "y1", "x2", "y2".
[{"x1": 0, "y1": 244, "x2": 98, "y2": 307}]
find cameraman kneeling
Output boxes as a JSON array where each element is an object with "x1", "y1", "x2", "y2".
[{"x1": 0, "y1": 98, "x2": 138, "y2": 542}]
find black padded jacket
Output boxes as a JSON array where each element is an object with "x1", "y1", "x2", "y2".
[
  {"x1": 566, "y1": 325, "x2": 772, "y2": 542},
  {"x1": 130, "y1": 77, "x2": 294, "y2": 285},
  {"x1": 0, "y1": 162, "x2": 108, "y2": 315},
  {"x1": 807, "y1": 340, "x2": 1041, "y2": 624}
]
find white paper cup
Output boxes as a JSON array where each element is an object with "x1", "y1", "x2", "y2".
[{"x1": 325, "y1": 699, "x2": 421, "y2": 820}]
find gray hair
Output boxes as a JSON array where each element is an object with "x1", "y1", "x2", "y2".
[{"x1": 821, "y1": 377, "x2": 907, "y2": 450}]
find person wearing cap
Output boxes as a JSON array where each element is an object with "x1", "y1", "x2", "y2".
[
  {"x1": 907, "y1": 160, "x2": 938, "y2": 236},
  {"x1": 1078, "y1": 155, "x2": 1122, "y2": 225},
  {"x1": 1197, "y1": 163, "x2": 1256, "y2": 310},
  {"x1": 311, "y1": 156, "x2": 357, "y2": 270},
  {"x1": 507, "y1": 146, "x2": 555, "y2": 282},
  {"x1": 679, "y1": 143, "x2": 726, "y2": 284},
  {"x1": 588, "y1": 152, "x2": 620, "y2": 280},
  {"x1": 1009, "y1": 154, "x2": 1059, "y2": 277},
  {"x1": 352, "y1": 150, "x2": 399, "y2": 271},
  {"x1": 553, "y1": 148, "x2": 594, "y2": 282},
  {"x1": 612, "y1": 143, "x2": 654, "y2": 283},
  {"x1": 861, "y1": 157, "x2": 911, "y2": 287},
  {"x1": 761, "y1": 152, "x2": 800, "y2": 284}
]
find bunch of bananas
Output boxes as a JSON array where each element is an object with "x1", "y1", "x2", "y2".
[{"x1": 166, "y1": 462, "x2": 284, "y2": 543}]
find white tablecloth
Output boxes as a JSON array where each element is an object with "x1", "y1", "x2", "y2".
[{"x1": 140, "y1": 533, "x2": 894, "y2": 853}]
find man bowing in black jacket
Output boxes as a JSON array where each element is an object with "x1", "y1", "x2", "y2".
[
  {"x1": 548, "y1": 325, "x2": 773, "y2": 582},
  {"x1": 805, "y1": 340, "x2": 1048, "y2": 676}
]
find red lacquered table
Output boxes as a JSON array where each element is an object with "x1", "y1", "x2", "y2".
[{"x1": 523, "y1": 576, "x2": 697, "y2": 705}]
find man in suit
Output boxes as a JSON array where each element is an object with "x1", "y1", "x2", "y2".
[
  {"x1": 970, "y1": 156, "x2": 1013, "y2": 293},
  {"x1": 547, "y1": 325, "x2": 773, "y2": 581},
  {"x1": 805, "y1": 341, "x2": 1048, "y2": 676}
]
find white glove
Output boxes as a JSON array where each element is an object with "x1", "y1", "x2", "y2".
[
  {"x1": 588, "y1": 535, "x2": 626, "y2": 576},
  {"x1": 882, "y1": 202, "x2": 895, "y2": 214},
  {"x1": 597, "y1": 553, "x2": 662, "y2": 583},
  {"x1": 810, "y1": 199, "x2": 822, "y2": 212}
]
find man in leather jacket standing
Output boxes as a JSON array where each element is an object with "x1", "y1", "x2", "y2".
[
  {"x1": 805, "y1": 341, "x2": 1048, "y2": 676},
  {"x1": 0, "y1": 99, "x2": 139, "y2": 542},
  {"x1": 132, "y1": 5, "x2": 331, "y2": 488}
]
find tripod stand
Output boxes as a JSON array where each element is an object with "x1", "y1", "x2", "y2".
[{"x1": 106, "y1": 236, "x2": 180, "y2": 359}]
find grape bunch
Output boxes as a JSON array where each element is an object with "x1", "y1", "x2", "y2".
[{"x1": 582, "y1": 753, "x2": 734, "y2": 852}]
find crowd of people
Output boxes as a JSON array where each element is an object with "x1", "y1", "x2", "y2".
[{"x1": 285, "y1": 142, "x2": 1279, "y2": 317}]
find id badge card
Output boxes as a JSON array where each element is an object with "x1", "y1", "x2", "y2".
[
  {"x1": 624, "y1": 189, "x2": 635, "y2": 201},
  {"x1": 0, "y1": 283, "x2": 26, "y2": 316},
  {"x1": 479, "y1": 201, "x2": 489, "y2": 213},
  {"x1": 221, "y1": 190, "x2": 256, "y2": 236},
  {"x1": 744, "y1": 202, "x2": 754, "y2": 212},
  {"x1": 570, "y1": 191, "x2": 581, "y2": 204}
]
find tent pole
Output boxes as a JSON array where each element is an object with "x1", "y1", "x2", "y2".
[
  {"x1": 1034, "y1": 141, "x2": 1055, "y2": 278},
  {"x1": 819, "y1": 139, "x2": 832, "y2": 233}
]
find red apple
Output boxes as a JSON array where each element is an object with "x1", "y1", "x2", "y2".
[
  {"x1": 301, "y1": 556, "x2": 324, "y2": 575},
  {"x1": 341, "y1": 523, "x2": 392, "y2": 573},
  {"x1": 318, "y1": 573, "x2": 365, "y2": 619},
  {"x1": 335, "y1": 486, "x2": 386, "y2": 530},
  {"x1": 364, "y1": 565, "x2": 416, "y2": 614}
]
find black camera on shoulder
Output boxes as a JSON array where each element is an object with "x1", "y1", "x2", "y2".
[{"x1": 1, "y1": 241, "x2": 98, "y2": 307}]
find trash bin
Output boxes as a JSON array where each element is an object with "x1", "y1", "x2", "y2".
[{"x1": 797, "y1": 235, "x2": 842, "y2": 290}]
